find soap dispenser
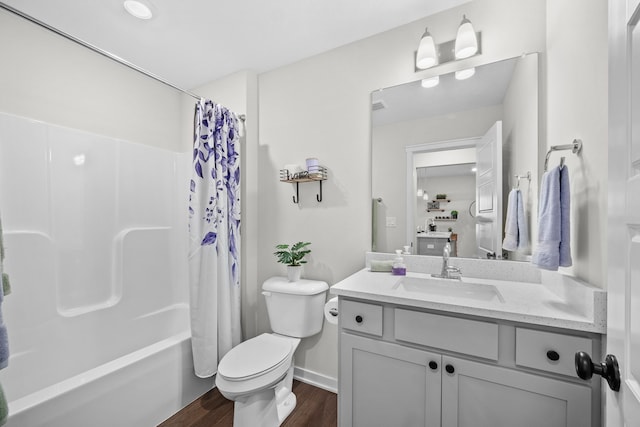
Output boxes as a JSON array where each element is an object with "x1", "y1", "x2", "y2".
[{"x1": 392, "y1": 250, "x2": 407, "y2": 276}]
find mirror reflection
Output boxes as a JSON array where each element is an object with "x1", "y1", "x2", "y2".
[{"x1": 372, "y1": 53, "x2": 539, "y2": 261}]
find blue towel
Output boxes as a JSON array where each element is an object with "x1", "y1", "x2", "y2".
[
  {"x1": 0, "y1": 214, "x2": 8, "y2": 370},
  {"x1": 503, "y1": 189, "x2": 529, "y2": 251},
  {"x1": 532, "y1": 166, "x2": 572, "y2": 270},
  {"x1": 559, "y1": 166, "x2": 572, "y2": 267}
]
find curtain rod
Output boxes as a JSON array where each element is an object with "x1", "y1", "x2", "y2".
[{"x1": 0, "y1": 2, "x2": 246, "y2": 121}]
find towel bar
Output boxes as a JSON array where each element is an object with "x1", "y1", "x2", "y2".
[
  {"x1": 544, "y1": 139, "x2": 582, "y2": 171},
  {"x1": 514, "y1": 171, "x2": 531, "y2": 188}
]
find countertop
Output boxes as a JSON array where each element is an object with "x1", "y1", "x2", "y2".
[{"x1": 330, "y1": 268, "x2": 606, "y2": 334}]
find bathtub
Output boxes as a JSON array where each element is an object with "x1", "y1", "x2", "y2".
[
  {"x1": 0, "y1": 236, "x2": 213, "y2": 426},
  {"x1": 0, "y1": 113, "x2": 209, "y2": 426},
  {"x1": 4, "y1": 305, "x2": 212, "y2": 427}
]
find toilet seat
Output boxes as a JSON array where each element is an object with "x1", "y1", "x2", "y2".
[
  {"x1": 218, "y1": 333, "x2": 293, "y2": 381},
  {"x1": 216, "y1": 334, "x2": 296, "y2": 397}
]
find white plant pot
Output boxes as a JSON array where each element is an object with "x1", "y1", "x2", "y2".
[{"x1": 287, "y1": 265, "x2": 302, "y2": 282}]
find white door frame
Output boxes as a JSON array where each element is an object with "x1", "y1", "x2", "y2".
[{"x1": 405, "y1": 138, "x2": 479, "y2": 251}]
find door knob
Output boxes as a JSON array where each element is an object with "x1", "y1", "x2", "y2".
[{"x1": 575, "y1": 351, "x2": 621, "y2": 392}]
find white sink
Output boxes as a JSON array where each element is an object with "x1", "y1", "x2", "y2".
[{"x1": 392, "y1": 276, "x2": 505, "y2": 303}]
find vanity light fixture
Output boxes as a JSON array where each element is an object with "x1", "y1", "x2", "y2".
[
  {"x1": 124, "y1": 0, "x2": 153, "y2": 20},
  {"x1": 416, "y1": 28, "x2": 438, "y2": 69},
  {"x1": 422, "y1": 193, "x2": 430, "y2": 201},
  {"x1": 454, "y1": 15, "x2": 478, "y2": 59},
  {"x1": 455, "y1": 67, "x2": 476, "y2": 80},
  {"x1": 414, "y1": 15, "x2": 481, "y2": 72},
  {"x1": 417, "y1": 189, "x2": 424, "y2": 197},
  {"x1": 421, "y1": 76, "x2": 440, "y2": 88}
]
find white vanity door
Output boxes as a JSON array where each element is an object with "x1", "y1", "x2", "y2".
[
  {"x1": 441, "y1": 356, "x2": 591, "y2": 427},
  {"x1": 608, "y1": 0, "x2": 640, "y2": 425},
  {"x1": 339, "y1": 333, "x2": 441, "y2": 427}
]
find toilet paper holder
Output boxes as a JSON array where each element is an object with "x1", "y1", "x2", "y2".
[{"x1": 329, "y1": 307, "x2": 338, "y2": 317}]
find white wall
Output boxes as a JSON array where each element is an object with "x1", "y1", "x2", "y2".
[
  {"x1": 258, "y1": 0, "x2": 548, "y2": 382},
  {"x1": 503, "y1": 53, "x2": 539, "y2": 260},
  {"x1": 546, "y1": 0, "x2": 608, "y2": 286}
]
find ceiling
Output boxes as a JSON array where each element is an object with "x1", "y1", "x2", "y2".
[{"x1": 1, "y1": 0, "x2": 469, "y2": 89}]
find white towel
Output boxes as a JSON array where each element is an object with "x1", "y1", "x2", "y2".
[
  {"x1": 503, "y1": 189, "x2": 529, "y2": 252},
  {"x1": 502, "y1": 189, "x2": 519, "y2": 251},
  {"x1": 532, "y1": 166, "x2": 572, "y2": 270}
]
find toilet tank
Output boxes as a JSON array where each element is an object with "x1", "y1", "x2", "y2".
[{"x1": 262, "y1": 277, "x2": 329, "y2": 338}]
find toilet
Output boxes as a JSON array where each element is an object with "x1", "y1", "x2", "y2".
[{"x1": 215, "y1": 276, "x2": 329, "y2": 427}]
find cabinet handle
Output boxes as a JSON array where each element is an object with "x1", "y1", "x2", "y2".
[
  {"x1": 428, "y1": 361, "x2": 438, "y2": 370},
  {"x1": 445, "y1": 364, "x2": 455, "y2": 374},
  {"x1": 546, "y1": 350, "x2": 560, "y2": 361},
  {"x1": 355, "y1": 315, "x2": 363, "y2": 324}
]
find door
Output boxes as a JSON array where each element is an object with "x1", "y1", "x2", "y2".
[
  {"x1": 607, "y1": 0, "x2": 640, "y2": 425},
  {"x1": 339, "y1": 333, "x2": 441, "y2": 427},
  {"x1": 475, "y1": 121, "x2": 503, "y2": 258},
  {"x1": 441, "y1": 356, "x2": 591, "y2": 427}
]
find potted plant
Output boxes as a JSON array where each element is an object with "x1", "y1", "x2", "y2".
[
  {"x1": 451, "y1": 210, "x2": 458, "y2": 219},
  {"x1": 436, "y1": 193, "x2": 447, "y2": 200},
  {"x1": 274, "y1": 241, "x2": 311, "y2": 282}
]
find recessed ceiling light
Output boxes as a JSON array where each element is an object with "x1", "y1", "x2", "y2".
[{"x1": 124, "y1": 0, "x2": 153, "y2": 20}]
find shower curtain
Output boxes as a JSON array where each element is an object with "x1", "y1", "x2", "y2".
[{"x1": 188, "y1": 99, "x2": 241, "y2": 378}]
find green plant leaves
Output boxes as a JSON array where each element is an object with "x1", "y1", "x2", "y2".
[{"x1": 274, "y1": 241, "x2": 311, "y2": 266}]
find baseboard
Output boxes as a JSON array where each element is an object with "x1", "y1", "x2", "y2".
[{"x1": 293, "y1": 366, "x2": 338, "y2": 394}]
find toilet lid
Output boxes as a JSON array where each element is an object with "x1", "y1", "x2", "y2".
[{"x1": 218, "y1": 334, "x2": 293, "y2": 381}]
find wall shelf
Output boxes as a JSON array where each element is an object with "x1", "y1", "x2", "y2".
[{"x1": 280, "y1": 166, "x2": 327, "y2": 203}]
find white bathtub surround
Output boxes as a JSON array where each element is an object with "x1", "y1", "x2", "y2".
[
  {"x1": 0, "y1": 112, "x2": 207, "y2": 426},
  {"x1": 189, "y1": 100, "x2": 242, "y2": 378},
  {"x1": 335, "y1": 252, "x2": 606, "y2": 333}
]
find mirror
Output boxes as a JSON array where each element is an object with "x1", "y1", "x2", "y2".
[{"x1": 371, "y1": 53, "x2": 539, "y2": 261}]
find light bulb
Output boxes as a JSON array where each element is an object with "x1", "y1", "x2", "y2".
[
  {"x1": 416, "y1": 28, "x2": 438, "y2": 69},
  {"x1": 421, "y1": 76, "x2": 439, "y2": 88},
  {"x1": 455, "y1": 67, "x2": 476, "y2": 80},
  {"x1": 455, "y1": 15, "x2": 478, "y2": 59},
  {"x1": 124, "y1": 0, "x2": 153, "y2": 19}
]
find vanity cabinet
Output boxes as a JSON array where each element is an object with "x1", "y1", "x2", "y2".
[
  {"x1": 338, "y1": 299, "x2": 599, "y2": 427},
  {"x1": 417, "y1": 236, "x2": 457, "y2": 256}
]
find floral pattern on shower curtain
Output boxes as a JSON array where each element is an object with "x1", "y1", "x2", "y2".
[{"x1": 188, "y1": 99, "x2": 241, "y2": 378}]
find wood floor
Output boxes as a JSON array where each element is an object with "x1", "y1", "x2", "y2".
[{"x1": 158, "y1": 380, "x2": 337, "y2": 427}]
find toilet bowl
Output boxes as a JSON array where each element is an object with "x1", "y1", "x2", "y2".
[
  {"x1": 216, "y1": 333, "x2": 300, "y2": 426},
  {"x1": 215, "y1": 277, "x2": 328, "y2": 427}
]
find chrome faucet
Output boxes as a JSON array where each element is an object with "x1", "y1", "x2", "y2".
[{"x1": 435, "y1": 240, "x2": 461, "y2": 280}]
